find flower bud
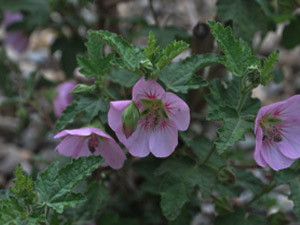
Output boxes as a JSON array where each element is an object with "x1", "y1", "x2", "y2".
[
  {"x1": 213, "y1": 196, "x2": 233, "y2": 215},
  {"x1": 217, "y1": 165, "x2": 236, "y2": 186},
  {"x1": 122, "y1": 101, "x2": 140, "y2": 139}
]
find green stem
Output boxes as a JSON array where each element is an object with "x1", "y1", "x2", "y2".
[
  {"x1": 201, "y1": 144, "x2": 216, "y2": 165},
  {"x1": 244, "y1": 182, "x2": 276, "y2": 208}
]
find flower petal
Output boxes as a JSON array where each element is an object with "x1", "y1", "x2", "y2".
[
  {"x1": 261, "y1": 141, "x2": 295, "y2": 171},
  {"x1": 163, "y1": 92, "x2": 190, "y2": 131},
  {"x1": 54, "y1": 128, "x2": 94, "y2": 139},
  {"x1": 149, "y1": 120, "x2": 178, "y2": 157},
  {"x1": 55, "y1": 136, "x2": 89, "y2": 158},
  {"x1": 116, "y1": 123, "x2": 150, "y2": 157},
  {"x1": 53, "y1": 81, "x2": 76, "y2": 117},
  {"x1": 132, "y1": 77, "x2": 165, "y2": 103},
  {"x1": 95, "y1": 138, "x2": 126, "y2": 169},
  {"x1": 108, "y1": 100, "x2": 131, "y2": 132},
  {"x1": 254, "y1": 127, "x2": 267, "y2": 167}
]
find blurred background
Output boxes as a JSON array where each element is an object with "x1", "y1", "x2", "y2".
[{"x1": 0, "y1": 0, "x2": 300, "y2": 224}]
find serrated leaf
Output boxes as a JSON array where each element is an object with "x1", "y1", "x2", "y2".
[
  {"x1": 35, "y1": 156, "x2": 104, "y2": 213},
  {"x1": 108, "y1": 68, "x2": 140, "y2": 88},
  {"x1": 215, "y1": 108, "x2": 253, "y2": 153},
  {"x1": 217, "y1": 0, "x2": 268, "y2": 45},
  {"x1": 159, "y1": 54, "x2": 221, "y2": 93},
  {"x1": 156, "y1": 40, "x2": 189, "y2": 70},
  {"x1": 207, "y1": 78, "x2": 261, "y2": 117},
  {"x1": 144, "y1": 31, "x2": 162, "y2": 64},
  {"x1": 56, "y1": 94, "x2": 109, "y2": 131},
  {"x1": 0, "y1": 199, "x2": 25, "y2": 225},
  {"x1": 77, "y1": 31, "x2": 114, "y2": 78},
  {"x1": 207, "y1": 21, "x2": 259, "y2": 77},
  {"x1": 261, "y1": 50, "x2": 279, "y2": 85},
  {"x1": 157, "y1": 157, "x2": 217, "y2": 198},
  {"x1": 90, "y1": 30, "x2": 145, "y2": 74},
  {"x1": 160, "y1": 182, "x2": 189, "y2": 220}
]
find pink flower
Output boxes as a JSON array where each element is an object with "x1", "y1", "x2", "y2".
[
  {"x1": 3, "y1": 11, "x2": 29, "y2": 53},
  {"x1": 254, "y1": 95, "x2": 300, "y2": 171},
  {"x1": 53, "y1": 81, "x2": 76, "y2": 117},
  {"x1": 54, "y1": 127, "x2": 126, "y2": 169},
  {"x1": 108, "y1": 77, "x2": 190, "y2": 158}
]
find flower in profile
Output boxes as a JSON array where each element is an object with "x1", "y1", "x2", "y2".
[
  {"x1": 108, "y1": 77, "x2": 190, "y2": 158},
  {"x1": 2, "y1": 11, "x2": 29, "y2": 53},
  {"x1": 53, "y1": 81, "x2": 76, "y2": 117},
  {"x1": 54, "y1": 127, "x2": 126, "y2": 169},
  {"x1": 254, "y1": 95, "x2": 300, "y2": 171}
]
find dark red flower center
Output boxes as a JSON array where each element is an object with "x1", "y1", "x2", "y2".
[
  {"x1": 88, "y1": 134, "x2": 99, "y2": 153},
  {"x1": 140, "y1": 98, "x2": 168, "y2": 130}
]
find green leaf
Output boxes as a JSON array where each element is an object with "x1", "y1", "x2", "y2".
[
  {"x1": 282, "y1": 15, "x2": 300, "y2": 49},
  {"x1": 56, "y1": 94, "x2": 109, "y2": 131},
  {"x1": 108, "y1": 68, "x2": 140, "y2": 88},
  {"x1": 261, "y1": 50, "x2": 280, "y2": 85},
  {"x1": 139, "y1": 25, "x2": 191, "y2": 48},
  {"x1": 160, "y1": 182, "x2": 189, "y2": 220},
  {"x1": 157, "y1": 157, "x2": 217, "y2": 198},
  {"x1": 76, "y1": 182, "x2": 110, "y2": 222},
  {"x1": 144, "y1": 31, "x2": 162, "y2": 65},
  {"x1": 217, "y1": 0, "x2": 268, "y2": 45},
  {"x1": 207, "y1": 78, "x2": 260, "y2": 117},
  {"x1": 214, "y1": 107, "x2": 253, "y2": 154},
  {"x1": 214, "y1": 210, "x2": 266, "y2": 225},
  {"x1": 275, "y1": 169, "x2": 300, "y2": 220},
  {"x1": 35, "y1": 155, "x2": 104, "y2": 213},
  {"x1": 77, "y1": 31, "x2": 114, "y2": 78},
  {"x1": 159, "y1": 54, "x2": 221, "y2": 93},
  {"x1": 156, "y1": 40, "x2": 189, "y2": 70},
  {"x1": 235, "y1": 169, "x2": 264, "y2": 194},
  {"x1": 10, "y1": 164, "x2": 36, "y2": 206},
  {"x1": 207, "y1": 21, "x2": 259, "y2": 77},
  {"x1": 51, "y1": 35, "x2": 85, "y2": 77},
  {"x1": 187, "y1": 135, "x2": 226, "y2": 167},
  {"x1": 0, "y1": 199, "x2": 26, "y2": 225},
  {"x1": 289, "y1": 179, "x2": 300, "y2": 220},
  {"x1": 89, "y1": 30, "x2": 145, "y2": 74}
]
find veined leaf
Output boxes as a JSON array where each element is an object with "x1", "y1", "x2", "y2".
[
  {"x1": 217, "y1": 0, "x2": 268, "y2": 45},
  {"x1": 159, "y1": 54, "x2": 221, "y2": 93},
  {"x1": 156, "y1": 40, "x2": 189, "y2": 70},
  {"x1": 207, "y1": 21, "x2": 259, "y2": 78},
  {"x1": 77, "y1": 31, "x2": 114, "y2": 78},
  {"x1": 35, "y1": 156, "x2": 104, "y2": 213},
  {"x1": 89, "y1": 30, "x2": 145, "y2": 74},
  {"x1": 261, "y1": 49, "x2": 280, "y2": 85},
  {"x1": 56, "y1": 94, "x2": 109, "y2": 131}
]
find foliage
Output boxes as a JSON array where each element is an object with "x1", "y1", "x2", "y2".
[
  {"x1": 0, "y1": 0, "x2": 299, "y2": 224},
  {"x1": 0, "y1": 156, "x2": 104, "y2": 224}
]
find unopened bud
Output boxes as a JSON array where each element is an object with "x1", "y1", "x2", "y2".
[
  {"x1": 122, "y1": 101, "x2": 140, "y2": 139},
  {"x1": 213, "y1": 196, "x2": 233, "y2": 215},
  {"x1": 217, "y1": 165, "x2": 236, "y2": 186}
]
